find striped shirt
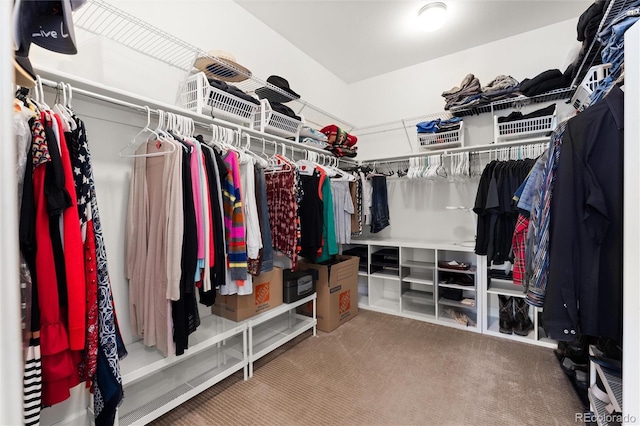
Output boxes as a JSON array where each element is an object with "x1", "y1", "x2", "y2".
[{"x1": 222, "y1": 151, "x2": 248, "y2": 283}]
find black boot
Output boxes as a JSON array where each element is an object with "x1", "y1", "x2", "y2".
[
  {"x1": 498, "y1": 295, "x2": 514, "y2": 334},
  {"x1": 513, "y1": 298, "x2": 534, "y2": 336}
]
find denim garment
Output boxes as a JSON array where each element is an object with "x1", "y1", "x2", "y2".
[
  {"x1": 517, "y1": 152, "x2": 548, "y2": 215},
  {"x1": 255, "y1": 166, "x2": 274, "y2": 273},
  {"x1": 589, "y1": 13, "x2": 639, "y2": 105},
  {"x1": 598, "y1": 6, "x2": 640, "y2": 42},
  {"x1": 370, "y1": 175, "x2": 390, "y2": 233}
]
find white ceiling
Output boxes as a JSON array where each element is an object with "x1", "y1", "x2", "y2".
[{"x1": 234, "y1": 0, "x2": 592, "y2": 83}]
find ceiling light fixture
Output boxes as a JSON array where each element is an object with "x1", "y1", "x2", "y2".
[{"x1": 417, "y1": 2, "x2": 448, "y2": 32}]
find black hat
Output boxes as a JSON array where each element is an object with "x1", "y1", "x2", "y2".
[
  {"x1": 255, "y1": 75, "x2": 300, "y2": 104},
  {"x1": 14, "y1": 0, "x2": 78, "y2": 55}
]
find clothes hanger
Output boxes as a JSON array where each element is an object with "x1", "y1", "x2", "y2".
[
  {"x1": 119, "y1": 106, "x2": 175, "y2": 158},
  {"x1": 53, "y1": 82, "x2": 75, "y2": 131},
  {"x1": 296, "y1": 149, "x2": 317, "y2": 176},
  {"x1": 29, "y1": 75, "x2": 49, "y2": 111},
  {"x1": 266, "y1": 143, "x2": 293, "y2": 173},
  {"x1": 241, "y1": 135, "x2": 268, "y2": 167}
]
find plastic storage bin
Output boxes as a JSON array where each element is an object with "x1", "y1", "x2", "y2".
[
  {"x1": 418, "y1": 121, "x2": 464, "y2": 150},
  {"x1": 283, "y1": 269, "x2": 317, "y2": 303},
  {"x1": 494, "y1": 111, "x2": 557, "y2": 142},
  {"x1": 571, "y1": 63, "x2": 611, "y2": 112},
  {"x1": 179, "y1": 72, "x2": 259, "y2": 125},
  {"x1": 254, "y1": 99, "x2": 304, "y2": 139}
]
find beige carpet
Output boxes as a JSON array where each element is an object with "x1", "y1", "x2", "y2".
[{"x1": 151, "y1": 310, "x2": 583, "y2": 426}]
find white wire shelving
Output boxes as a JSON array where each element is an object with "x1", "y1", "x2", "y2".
[
  {"x1": 34, "y1": 67, "x2": 357, "y2": 166},
  {"x1": 72, "y1": 0, "x2": 355, "y2": 132},
  {"x1": 569, "y1": 0, "x2": 633, "y2": 90}
]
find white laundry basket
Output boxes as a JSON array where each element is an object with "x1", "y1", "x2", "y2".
[
  {"x1": 494, "y1": 111, "x2": 557, "y2": 142},
  {"x1": 254, "y1": 99, "x2": 303, "y2": 139},
  {"x1": 179, "y1": 72, "x2": 259, "y2": 125},
  {"x1": 418, "y1": 121, "x2": 464, "y2": 150},
  {"x1": 570, "y1": 63, "x2": 611, "y2": 112}
]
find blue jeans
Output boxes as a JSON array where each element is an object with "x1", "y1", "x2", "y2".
[
  {"x1": 255, "y1": 166, "x2": 274, "y2": 273},
  {"x1": 370, "y1": 176, "x2": 390, "y2": 234}
]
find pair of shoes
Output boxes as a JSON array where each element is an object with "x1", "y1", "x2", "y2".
[
  {"x1": 498, "y1": 296, "x2": 533, "y2": 335},
  {"x1": 444, "y1": 308, "x2": 476, "y2": 327}
]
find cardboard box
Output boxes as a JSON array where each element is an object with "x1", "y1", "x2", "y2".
[
  {"x1": 298, "y1": 255, "x2": 359, "y2": 332},
  {"x1": 212, "y1": 268, "x2": 283, "y2": 322}
]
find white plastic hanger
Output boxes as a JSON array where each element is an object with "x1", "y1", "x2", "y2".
[
  {"x1": 297, "y1": 150, "x2": 319, "y2": 176},
  {"x1": 242, "y1": 134, "x2": 268, "y2": 167},
  {"x1": 30, "y1": 75, "x2": 49, "y2": 111},
  {"x1": 53, "y1": 82, "x2": 76, "y2": 131},
  {"x1": 119, "y1": 106, "x2": 175, "y2": 158}
]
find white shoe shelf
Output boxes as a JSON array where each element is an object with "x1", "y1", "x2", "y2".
[
  {"x1": 116, "y1": 295, "x2": 316, "y2": 425},
  {"x1": 588, "y1": 345, "x2": 623, "y2": 426},
  {"x1": 484, "y1": 276, "x2": 556, "y2": 348},
  {"x1": 345, "y1": 237, "x2": 556, "y2": 347}
]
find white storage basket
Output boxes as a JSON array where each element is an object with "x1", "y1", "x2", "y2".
[
  {"x1": 494, "y1": 111, "x2": 557, "y2": 142},
  {"x1": 254, "y1": 99, "x2": 304, "y2": 139},
  {"x1": 570, "y1": 63, "x2": 611, "y2": 112},
  {"x1": 179, "y1": 72, "x2": 259, "y2": 125},
  {"x1": 418, "y1": 121, "x2": 464, "y2": 150}
]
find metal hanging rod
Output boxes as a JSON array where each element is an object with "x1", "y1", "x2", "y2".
[
  {"x1": 359, "y1": 136, "x2": 551, "y2": 165},
  {"x1": 33, "y1": 68, "x2": 356, "y2": 165}
]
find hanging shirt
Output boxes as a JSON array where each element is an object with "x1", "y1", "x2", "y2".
[
  {"x1": 265, "y1": 167, "x2": 299, "y2": 270},
  {"x1": 126, "y1": 140, "x2": 183, "y2": 357},
  {"x1": 315, "y1": 175, "x2": 339, "y2": 263},
  {"x1": 544, "y1": 86, "x2": 624, "y2": 343},
  {"x1": 331, "y1": 180, "x2": 355, "y2": 245},
  {"x1": 222, "y1": 150, "x2": 248, "y2": 284},
  {"x1": 240, "y1": 157, "x2": 263, "y2": 262}
]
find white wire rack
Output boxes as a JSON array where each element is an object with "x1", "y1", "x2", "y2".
[
  {"x1": 569, "y1": 0, "x2": 633, "y2": 89},
  {"x1": 352, "y1": 111, "x2": 455, "y2": 152},
  {"x1": 72, "y1": 0, "x2": 355, "y2": 131}
]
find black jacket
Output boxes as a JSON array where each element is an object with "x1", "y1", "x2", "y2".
[{"x1": 544, "y1": 86, "x2": 624, "y2": 343}]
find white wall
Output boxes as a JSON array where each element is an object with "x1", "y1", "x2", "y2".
[
  {"x1": 29, "y1": 0, "x2": 352, "y2": 122},
  {"x1": 348, "y1": 18, "x2": 581, "y2": 243},
  {"x1": 350, "y1": 18, "x2": 581, "y2": 161}
]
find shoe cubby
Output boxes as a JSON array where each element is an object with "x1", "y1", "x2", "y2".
[
  {"x1": 369, "y1": 276, "x2": 401, "y2": 313},
  {"x1": 342, "y1": 243, "x2": 369, "y2": 275},
  {"x1": 401, "y1": 280, "x2": 435, "y2": 319},
  {"x1": 483, "y1": 278, "x2": 556, "y2": 348},
  {"x1": 358, "y1": 274, "x2": 369, "y2": 307},
  {"x1": 400, "y1": 248, "x2": 436, "y2": 320},
  {"x1": 369, "y1": 246, "x2": 400, "y2": 278},
  {"x1": 342, "y1": 243, "x2": 371, "y2": 308},
  {"x1": 434, "y1": 249, "x2": 479, "y2": 330},
  {"x1": 438, "y1": 305, "x2": 477, "y2": 329}
]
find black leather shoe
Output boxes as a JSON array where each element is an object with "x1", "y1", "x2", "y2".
[
  {"x1": 498, "y1": 295, "x2": 514, "y2": 334},
  {"x1": 512, "y1": 298, "x2": 533, "y2": 336}
]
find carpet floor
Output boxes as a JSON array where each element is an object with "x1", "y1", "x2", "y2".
[{"x1": 151, "y1": 310, "x2": 583, "y2": 426}]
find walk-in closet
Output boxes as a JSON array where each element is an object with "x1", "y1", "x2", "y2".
[{"x1": 3, "y1": 0, "x2": 640, "y2": 425}]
